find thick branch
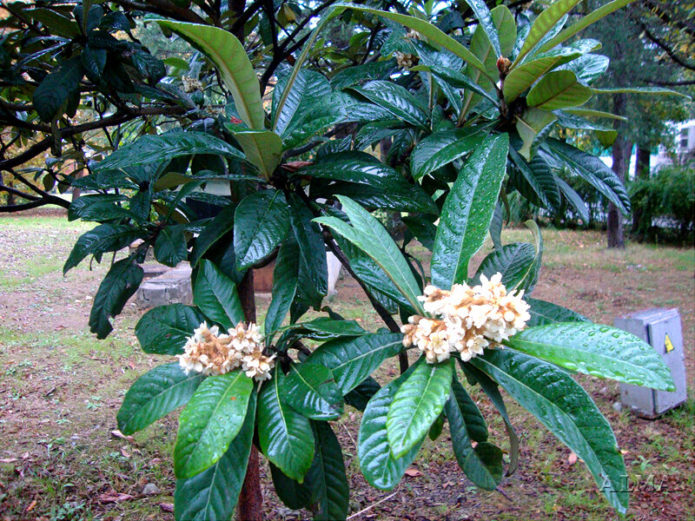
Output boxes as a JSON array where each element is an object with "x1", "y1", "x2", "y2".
[{"x1": 640, "y1": 22, "x2": 695, "y2": 72}]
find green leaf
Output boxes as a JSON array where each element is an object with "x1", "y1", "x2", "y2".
[
  {"x1": 233, "y1": 130, "x2": 282, "y2": 179},
  {"x1": 89, "y1": 258, "x2": 143, "y2": 339},
  {"x1": 234, "y1": 190, "x2": 290, "y2": 270},
  {"x1": 445, "y1": 378, "x2": 501, "y2": 490},
  {"x1": 67, "y1": 194, "x2": 130, "y2": 222},
  {"x1": 471, "y1": 349, "x2": 628, "y2": 514},
  {"x1": 358, "y1": 366, "x2": 423, "y2": 490},
  {"x1": 258, "y1": 369, "x2": 315, "y2": 481},
  {"x1": 308, "y1": 332, "x2": 404, "y2": 394},
  {"x1": 193, "y1": 260, "x2": 244, "y2": 329},
  {"x1": 284, "y1": 317, "x2": 367, "y2": 341},
  {"x1": 387, "y1": 358, "x2": 453, "y2": 458},
  {"x1": 592, "y1": 86, "x2": 691, "y2": 100},
  {"x1": 346, "y1": 6, "x2": 493, "y2": 81},
  {"x1": 157, "y1": 21, "x2": 265, "y2": 129},
  {"x1": 174, "y1": 392, "x2": 256, "y2": 521},
  {"x1": 344, "y1": 377, "x2": 380, "y2": 411},
  {"x1": 300, "y1": 151, "x2": 408, "y2": 190},
  {"x1": 309, "y1": 421, "x2": 350, "y2": 521},
  {"x1": 281, "y1": 363, "x2": 344, "y2": 420},
  {"x1": 190, "y1": 206, "x2": 235, "y2": 267},
  {"x1": 288, "y1": 195, "x2": 328, "y2": 308},
  {"x1": 402, "y1": 216, "x2": 436, "y2": 251},
  {"x1": 461, "y1": 0, "x2": 501, "y2": 58},
  {"x1": 281, "y1": 94, "x2": 345, "y2": 150},
  {"x1": 412, "y1": 64, "x2": 498, "y2": 105},
  {"x1": 513, "y1": 0, "x2": 582, "y2": 67},
  {"x1": 27, "y1": 8, "x2": 80, "y2": 38},
  {"x1": 135, "y1": 304, "x2": 206, "y2": 355},
  {"x1": 64, "y1": 224, "x2": 141, "y2": 274},
  {"x1": 555, "y1": 175, "x2": 590, "y2": 222},
  {"x1": 526, "y1": 297, "x2": 589, "y2": 327},
  {"x1": 431, "y1": 133, "x2": 509, "y2": 289},
  {"x1": 541, "y1": 139, "x2": 631, "y2": 214},
  {"x1": 33, "y1": 56, "x2": 83, "y2": 122},
  {"x1": 95, "y1": 132, "x2": 244, "y2": 172},
  {"x1": 526, "y1": 70, "x2": 593, "y2": 111},
  {"x1": 410, "y1": 129, "x2": 485, "y2": 181},
  {"x1": 315, "y1": 196, "x2": 423, "y2": 313},
  {"x1": 270, "y1": 463, "x2": 314, "y2": 510},
  {"x1": 509, "y1": 145, "x2": 561, "y2": 208},
  {"x1": 350, "y1": 81, "x2": 428, "y2": 129},
  {"x1": 506, "y1": 322, "x2": 675, "y2": 391},
  {"x1": 475, "y1": 242, "x2": 538, "y2": 292},
  {"x1": 155, "y1": 225, "x2": 188, "y2": 267},
  {"x1": 265, "y1": 239, "x2": 300, "y2": 336},
  {"x1": 560, "y1": 53, "x2": 610, "y2": 84},
  {"x1": 174, "y1": 370, "x2": 253, "y2": 478},
  {"x1": 117, "y1": 363, "x2": 205, "y2": 435},
  {"x1": 564, "y1": 108, "x2": 627, "y2": 121},
  {"x1": 272, "y1": 69, "x2": 332, "y2": 134},
  {"x1": 503, "y1": 39, "x2": 601, "y2": 102},
  {"x1": 536, "y1": 0, "x2": 636, "y2": 54}
]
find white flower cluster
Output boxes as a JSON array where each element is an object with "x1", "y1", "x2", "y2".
[
  {"x1": 395, "y1": 51, "x2": 417, "y2": 70},
  {"x1": 401, "y1": 273, "x2": 531, "y2": 364},
  {"x1": 178, "y1": 322, "x2": 275, "y2": 381}
]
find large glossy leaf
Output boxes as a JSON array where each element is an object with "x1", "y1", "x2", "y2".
[
  {"x1": 471, "y1": 349, "x2": 628, "y2": 514},
  {"x1": 309, "y1": 421, "x2": 350, "y2": 521},
  {"x1": 503, "y1": 39, "x2": 601, "y2": 102},
  {"x1": 315, "y1": 196, "x2": 424, "y2": 313},
  {"x1": 350, "y1": 81, "x2": 428, "y2": 129},
  {"x1": 282, "y1": 317, "x2": 366, "y2": 341},
  {"x1": 559, "y1": 53, "x2": 610, "y2": 84},
  {"x1": 526, "y1": 70, "x2": 592, "y2": 111},
  {"x1": 358, "y1": 366, "x2": 423, "y2": 490},
  {"x1": 281, "y1": 93, "x2": 346, "y2": 150},
  {"x1": 64, "y1": 224, "x2": 140, "y2": 274},
  {"x1": 301, "y1": 151, "x2": 404, "y2": 189},
  {"x1": 475, "y1": 242, "x2": 537, "y2": 292},
  {"x1": 445, "y1": 378, "x2": 502, "y2": 490},
  {"x1": 136, "y1": 304, "x2": 206, "y2": 355},
  {"x1": 154, "y1": 225, "x2": 188, "y2": 267},
  {"x1": 460, "y1": 362, "x2": 519, "y2": 476},
  {"x1": 308, "y1": 332, "x2": 403, "y2": 394},
  {"x1": 288, "y1": 195, "x2": 328, "y2": 308},
  {"x1": 272, "y1": 69, "x2": 332, "y2": 134},
  {"x1": 234, "y1": 190, "x2": 289, "y2": 270},
  {"x1": 67, "y1": 194, "x2": 130, "y2": 222},
  {"x1": 190, "y1": 206, "x2": 235, "y2": 267},
  {"x1": 592, "y1": 86, "x2": 691, "y2": 99},
  {"x1": 193, "y1": 259, "x2": 244, "y2": 329},
  {"x1": 314, "y1": 181, "x2": 437, "y2": 215},
  {"x1": 33, "y1": 56, "x2": 83, "y2": 122},
  {"x1": 431, "y1": 133, "x2": 509, "y2": 289},
  {"x1": 265, "y1": 239, "x2": 300, "y2": 336},
  {"x1": 387, "y1": 358, "x2": 453, "y2": 458},
  {"x1": 174, "y1": 370, "x2": 253, "y2": 478},
  {"x1": 506, "y1": 322, "x2": 675, "y2": 390},
  {"x1": 174, "y1": 392, "x2": 256, "y2": 521},
  {"x1": 461, "y1": 0, "x2": 501, "y2": 58},
  {"x1": 412, "y1": 64, "x2": 498, "y2": 105},
  {"x1": 258, "y1": 369, "x2": 315, "y2": 481},
  {"x1": 344, "y1": 377, "x2": 381, "y2": 411},
  {"x1": 270, "y1": 463, "x2": 314, "y2": 510},
  {"x1": 536, "y1": 0, "x2": 636, "y2": 54},
  {"x1": 281, "y1": 362, "x2": 344, "y2": 420},
  {"x1": 526, "y1": 297, "x2": 589, "y2": 327},
  {"x1": 513, "y1": 0, "x2": 582, "y2": 66},
  {"x1": 157, "y1": 21, "x2": 264, "y2": 129},
  {"x1": 89, "y1": 258, "x2": 143, "y2": 339},
  {"x1": 410, "y1": 129, "x2": 485, "y2": 181},
  {"x1": 542, "y1": 139, "x2": 631, "y2": 214},
  {"x1": 233, "y1": 131, "x2": 282, "y2": 179},
  {"x1": 117, "y1": 363, "x2": 205, "y2": 435},
  {"x1": 516, "y1": 108, "x2": 557, "y2": 161},
  {"x1": 95, "y1": 132, "x2": 244, "y2": 172},
  {"x1": 344, "y1": 6, "x2": 492, "y2": 81},
  {"x1": 509, "y1": 146, "x2": 561, "y2": 208}
]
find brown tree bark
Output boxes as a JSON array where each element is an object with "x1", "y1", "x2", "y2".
[
  {"x1": 631, "y1": 144, "x2": 651, "y2": 236},
  {"x1": 236, "y1": 269, "x2": 264, "y2": 521},
  {"x1": 607, "y1": 93, "x2": 629, "y2": 249}
]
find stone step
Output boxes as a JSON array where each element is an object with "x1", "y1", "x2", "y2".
[{"x1": 136, "y1": 263, "x2": 192, "y2": 309}]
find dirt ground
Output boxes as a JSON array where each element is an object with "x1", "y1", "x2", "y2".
[{"x1": 0, "y1": 214, "x2": 693, "y2": 521}]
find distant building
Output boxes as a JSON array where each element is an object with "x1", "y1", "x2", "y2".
[{"x1": 654, "y1": 120, "x2": 695, "y2": 171}]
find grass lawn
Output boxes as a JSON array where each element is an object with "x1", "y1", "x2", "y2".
[{"x1": 0, "y1": 214, "x2": 693, "y2": 521}]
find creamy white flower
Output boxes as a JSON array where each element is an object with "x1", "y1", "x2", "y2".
[
  {"x1": 178, "y1": 321, "x2": 274, "y2": 381},
  {"x1": 402, "y1": 274, "x2": 530, "y2": 364}
]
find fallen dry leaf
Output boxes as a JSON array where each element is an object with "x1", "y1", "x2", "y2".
[
  {"x1": 111, "y1": 430, "x2": 135, "y2": 443},
  {"x1": 25, "y1": 499, "x2": 37, "y2": 512},
  {"x1": 404, "y1": 468, "x2": 421, "y2": 477},
  {"x1": 98, "y1": 492, "x2": 134, "y2": 503},
  {"x1": 568, "y1": 452, "x2": 578, "y2": 465},
  {"x1": 159, "y1": 503, "x2": 174, "y2": 513}
]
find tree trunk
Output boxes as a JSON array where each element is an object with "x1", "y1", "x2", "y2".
[
  {"x1": 236, "y1": 270, "x2": 264, "y2": 521},
  {"x1": 631, "y1": 144, "x2": 651, "y2": 236},
  {"x1": 607, "y1": 93, "x2": 628, "y2": 249}
]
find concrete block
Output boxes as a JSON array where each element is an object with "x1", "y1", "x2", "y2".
[{"x1": 136, "y1": 263, "x2": 192, "y2": 309}]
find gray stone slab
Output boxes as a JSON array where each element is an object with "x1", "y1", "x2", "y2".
[{"x1": 136, "y1": 263, "x2": 192, "y2": 309}]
